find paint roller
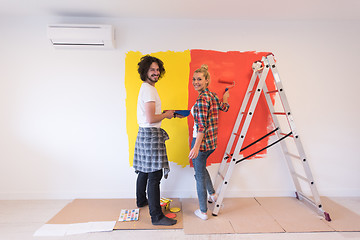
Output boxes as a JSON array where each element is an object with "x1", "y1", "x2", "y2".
[
  {"x1": 218, "y1": 79, "x2": 235, "y2": 92},
  {"x1": 252, "y1": 61, "x2": 263, "y2": 72}
]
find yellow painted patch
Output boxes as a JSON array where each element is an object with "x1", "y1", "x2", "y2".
[{"x1": 125, "y1": 50, "x2": 191, "y2": 168}]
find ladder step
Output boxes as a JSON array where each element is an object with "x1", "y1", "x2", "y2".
[
  {"x1": 217, "y1": 172, "x2": 225, "y2": 180},
  {"x1": 266, "y1": 90, "x2": 279, "y2": 94},
  {"x1": 281, "y1": 132, "x2": 294, "y2": 138},
  {"x1": 285, "y1": 152, "x2": 301, "y2": 160},
  {"x1": 273, "y1": 112, "x2": 287, "y2": 115},
  {"x1": 296, "y1": 192, "x2": 328, "y2": 219},
  {"x1": 224, "y1": 153, "x2": 232, "y2": 160},
  {"x1": 296, "y1": 191, "x2": 308, "y2": 201},
  {"x1": 297, "y1": 191, "x2": 320, "y2": 208},
  {"x1": 295, "y1": 173, "x2": 310, "y2": 183}
]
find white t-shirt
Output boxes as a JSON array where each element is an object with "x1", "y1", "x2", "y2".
[
  {"x1": 137, "y1": 82, "x2": 162, "y2": 128},
  {"x1": 191, "y1": 105, "x2": 198, "y2": 138}
]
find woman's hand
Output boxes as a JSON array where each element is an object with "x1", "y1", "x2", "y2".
[
  {"x1": 189, "y1": 133, "x2": 204, "y2": 159},
  {"x1": 223, "y1": 90, "x2": 230, "y2": 103},
  {"x1": 189, "y1": 146, "x2": 200, "y2": 160}
]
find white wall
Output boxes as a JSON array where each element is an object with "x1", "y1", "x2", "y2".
[{"x1": 0, "y1": 16, "x2": 359, "y2": 199}]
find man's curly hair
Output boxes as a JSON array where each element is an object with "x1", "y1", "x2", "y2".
[{"x1": 137, "y1": 55, "x2": 166, "y2": 81}]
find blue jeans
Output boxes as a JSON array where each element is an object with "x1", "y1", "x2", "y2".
[{"x1": 191, "y1": 138, "x2": 215, "y2": 213}]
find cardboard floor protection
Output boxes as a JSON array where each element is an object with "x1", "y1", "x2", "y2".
[
  {"x1": 182, "y1": 197, "x2": 286, "y2": 234},
  {"x1": 47, "y1": 198, "x2": 183, "y2": 230},
  {"x1": 113, "y1": 198, "x2": 183, "y2": 230},
  {"x1": 182, "y1": 198, "x2": 235, "y2": 234},
  {"x1": 182, "y1": 197, "x2": 360, "y2": 235},
  {"x1": 40, "y1": 197, "x2": 360, "y2": 235},
  {"x1": 321, "y1": 197, "x2": 360, "y2": 231},
  {"x1": 223, "y1": 197, "x2": 285, "y2": 233},
  {"x1": 255, "y1": 197, "x2": 333, "y2": 233}
]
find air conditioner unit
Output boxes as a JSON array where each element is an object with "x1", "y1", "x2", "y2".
[{"x1": 47, "y1": 24, "x2": 115, "y2": 49}]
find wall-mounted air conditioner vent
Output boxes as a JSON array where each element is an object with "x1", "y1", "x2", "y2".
[{"x1": 47, "y1": 24, "x2": 115, "y2": 49}]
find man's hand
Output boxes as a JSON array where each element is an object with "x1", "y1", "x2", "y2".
[{"x1": 163, "y1": 110, "x2": 175, "y2": 119}]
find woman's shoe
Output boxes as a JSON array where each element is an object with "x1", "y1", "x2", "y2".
[{"x1": 194, "y1": 209, "x2": 208, "y2": 220}]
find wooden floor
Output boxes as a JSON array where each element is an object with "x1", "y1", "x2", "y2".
[{"x1": 1, "y1": 197, "x2": 360, "y2": 240}]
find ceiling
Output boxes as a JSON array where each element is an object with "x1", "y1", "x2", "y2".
[{"x1": 0, "y1": 0, "x2": 359, "y2": 20}]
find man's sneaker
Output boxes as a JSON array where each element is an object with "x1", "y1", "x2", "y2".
[
  {"x1": 152, "y1": 216, "x2": 177, "y2": 226},
  {"x1": 137, "y1": 200, "x2": 148, "y2": 208}
]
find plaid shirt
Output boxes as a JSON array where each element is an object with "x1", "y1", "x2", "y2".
[
  {"x1": 133, "y1": 127, "x2": 170, "y2": 178},
  {"x1": 194, "y1": 88, "x2": 229, "y2": 151}
]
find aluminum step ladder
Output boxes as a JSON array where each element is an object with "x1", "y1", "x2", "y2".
[{"x1": 212, "y1": 54, "x2": 331, "y2": 221}]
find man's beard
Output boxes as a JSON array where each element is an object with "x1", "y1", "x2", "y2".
[{"x1": 147, "y1": 75, "x2": 159, "y2": 83}]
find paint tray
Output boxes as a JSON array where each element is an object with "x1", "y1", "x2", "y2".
[{"x1": 174, "y1": 110, "x2": 190, "y2": 117}]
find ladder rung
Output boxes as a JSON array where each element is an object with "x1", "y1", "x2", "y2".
[
  {"x1": 233, "y1": 133, "x2": 240, "y2": 136},
  {"x1": 296, "y1": 192, "x2": 327, "y2": 218},
  {"x1": 285, "y1": 152, "x2": 301, "y2": 160},
  {"x1": 281, "y1": 132, "x2": 294, "y2": 138},
  {"x1": 297, "y1": 192, "x2": 320, "y2": 208},
  {"x1": 295, "y1": 173, "x2": 310, "y2": 183},
  {"x1": 249, "y1": 88, "x2": 263, "y2": 94},
  {"x1": 256, "y1": 67, "x2": 264, "y2": 72},
  {"x1": 273, "y1": 112, "x2": 286, "y2": 115},
  {"x1": 217, "y1": 172, "x2": 225, "y2": 180},
  {"x1": 266, "y1": 90, "x2": 278, "y2": 94}
]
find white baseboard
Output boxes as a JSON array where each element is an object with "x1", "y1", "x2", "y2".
[{"x1": 1, "y1": 189, "x2": 359, "y2": 200}]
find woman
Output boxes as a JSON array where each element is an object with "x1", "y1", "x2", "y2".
[{"x1": 189, "y1": 64, "x2": 230, "y2": 220}]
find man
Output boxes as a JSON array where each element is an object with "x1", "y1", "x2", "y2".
[{"x1": 133, "y1": 55, "x2": 177, "y2": 226}]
